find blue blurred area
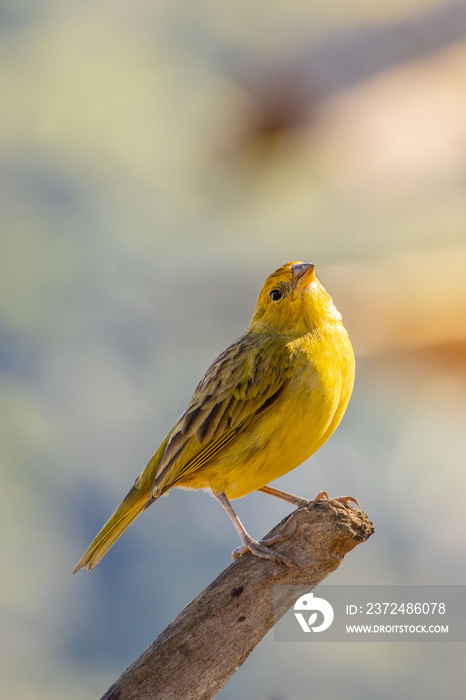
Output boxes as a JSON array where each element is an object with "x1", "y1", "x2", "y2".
[{"x1": 1, "y1": 2, "x2": 466, "y2": 698}]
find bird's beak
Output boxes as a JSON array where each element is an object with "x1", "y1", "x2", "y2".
[{"x1": 292, "y1": 262, "x2": 315, "y2": 292}]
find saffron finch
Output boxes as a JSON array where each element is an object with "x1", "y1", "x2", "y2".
[{"x1": 74, "y1": 261, "x2": 355, "y2": 571}]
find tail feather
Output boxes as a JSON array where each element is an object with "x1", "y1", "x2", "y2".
[
  {"x1": 73, "y1": 483, "x2": 150, "y2": 572},
  {"x1": 74, "y1": 434, "x2": 171, "y2": 573}
]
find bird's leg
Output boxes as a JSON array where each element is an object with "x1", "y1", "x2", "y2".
[
  {"x1": 258, "y1": 484, "x2": 309, "y2": 508},
  {"x1": 260, "y1": 485, "x2": 360, "y2": 509},
  {"x1": 213, "y1": 492, "x2": 293, "y2": 567}
]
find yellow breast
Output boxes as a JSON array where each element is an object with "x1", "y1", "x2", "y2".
[{"x1": 179, "y1": 321, "x2": 355, "y2": 500}]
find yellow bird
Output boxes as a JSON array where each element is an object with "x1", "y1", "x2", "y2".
[{"x1": 74, "y1": 261, "x2": 355, "y2": 572}]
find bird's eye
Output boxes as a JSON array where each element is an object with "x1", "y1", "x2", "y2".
[{"x1": 269, "y1": 288, "x2": 283, "y2": 301}]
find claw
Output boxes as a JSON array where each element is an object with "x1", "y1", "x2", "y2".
[
  {"x1": 334, "y1": 495, "x2": 360, "y2": 508},
  {"x1": 313, "y1": 491, "x2": 360, "y2": 509},
  {"x1": 232, "y1": 533, "x2": 294, "y2": 567}
]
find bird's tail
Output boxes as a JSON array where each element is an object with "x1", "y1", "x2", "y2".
[
  {"x1": 73, "y1": 434, "x2": 171, "y2": 573},
  {"x1": 73, "y1": 483, "x2": 150, "y2": 572}
]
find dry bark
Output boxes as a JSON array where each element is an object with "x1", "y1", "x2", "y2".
[{"x1": 102, "y1": 499, "x2": 374, "y2": 700}]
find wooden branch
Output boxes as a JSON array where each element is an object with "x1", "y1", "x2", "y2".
[{"x1": 101, "y1": 500, "x2": 374, "y2": 700}]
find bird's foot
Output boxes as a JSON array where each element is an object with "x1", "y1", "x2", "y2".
[
  {"x1": 314, "y1": 490, "x2": 360, "y2": 509},
  {"x1": 232, "y1": 533, "x2": 294, "y2": 567}
]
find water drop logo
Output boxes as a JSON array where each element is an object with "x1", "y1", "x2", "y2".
[{"x1": 294, "y1": 592, "x2": 334, "y2": 633}]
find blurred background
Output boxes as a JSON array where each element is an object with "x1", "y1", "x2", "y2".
[{"x1": 1, "y1": 0, "x2": 466, "y2": 698}]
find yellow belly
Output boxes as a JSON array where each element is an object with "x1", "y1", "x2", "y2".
[{"x1": 177, "y1": 327, "x2": 355, "y2": 500}]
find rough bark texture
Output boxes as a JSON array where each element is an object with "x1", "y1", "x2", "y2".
[{"x1": 102, "y1": 500, "x2": 374, "y2": 700}]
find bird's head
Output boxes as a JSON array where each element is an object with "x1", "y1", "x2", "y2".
[{"x1": 249, "y1": 261, "x2": 341, "y2": 336}]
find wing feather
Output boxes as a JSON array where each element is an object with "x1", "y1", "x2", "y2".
[{"x1": 150, "y1": 334, "x2": 292, "y2": 496}]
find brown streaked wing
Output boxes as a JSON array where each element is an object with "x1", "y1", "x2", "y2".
[{"x1": 150, "y1": 335, "x2": 291, "y2": 495}]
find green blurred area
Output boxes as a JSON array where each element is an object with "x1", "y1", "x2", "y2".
[{"x1": 1, "y1": 1, "x2": 466, "y2": 698}]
